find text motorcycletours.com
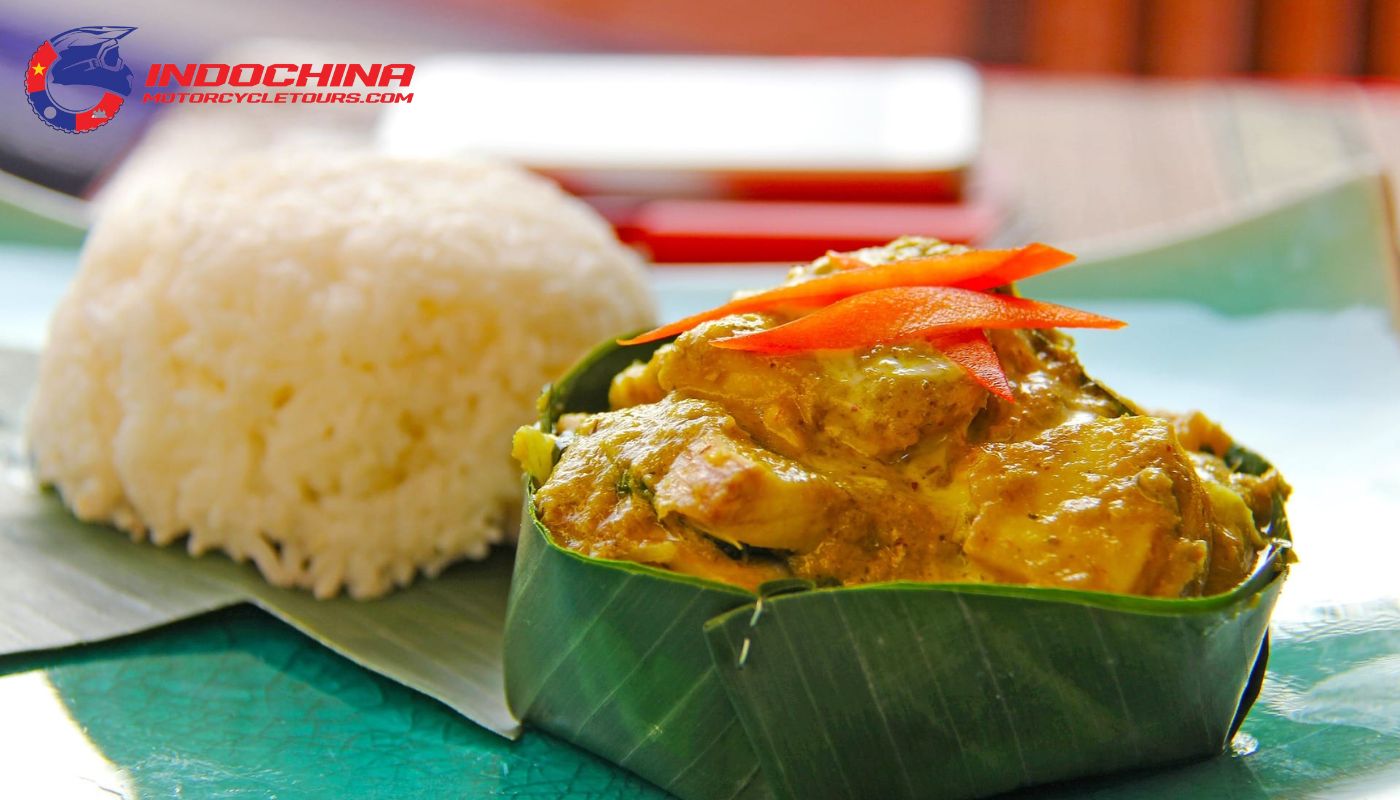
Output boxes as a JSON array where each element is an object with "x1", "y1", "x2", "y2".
[{"x1": 142, "y1": 62, "x2": 415, "y2": 105}]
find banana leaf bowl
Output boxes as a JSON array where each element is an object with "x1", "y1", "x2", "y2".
[{"x1": 503, "y1": 336, "x2": 1293, "y2": 800}]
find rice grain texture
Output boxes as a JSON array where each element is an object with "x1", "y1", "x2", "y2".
[{"x1": 26, "y1": 153, "x2": 653, "y2": 598}]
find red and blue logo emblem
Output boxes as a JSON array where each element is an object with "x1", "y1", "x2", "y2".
[{"x1": 25, "y1": 26, "x2": 137, "y2": 134}]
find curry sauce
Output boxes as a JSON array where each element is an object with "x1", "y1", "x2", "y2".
[{"x1": 533, "y1": 255, "x2": 1286, "y2": 597}]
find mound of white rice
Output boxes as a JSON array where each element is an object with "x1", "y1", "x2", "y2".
[{"x1": 26, "y1": 152, "x2": 653, "y2": 598}]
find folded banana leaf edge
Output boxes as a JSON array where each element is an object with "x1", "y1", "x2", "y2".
[{"x1": 505, "y1": 334, "x2": 1293, "y2": 800}]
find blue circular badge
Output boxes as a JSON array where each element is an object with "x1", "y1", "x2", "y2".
[{"x1": 25, "y1": 26, "x2": 137, "y2": 134}]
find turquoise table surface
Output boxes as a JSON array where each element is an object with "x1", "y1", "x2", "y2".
[
  {"x1": 1, "y1": 596, "x2": 1397, "y2": 798},
  {"x1": 0, "y1": 606, "x2": 663, "y2": 799},
  {"x1": 4, "y1": 173, "x2": 1400, "y2": 799}
]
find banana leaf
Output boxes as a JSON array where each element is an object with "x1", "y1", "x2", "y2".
[
  {"x1": 504, "y1": 336, "x2": 1293, "y2": 800},
  {"x1": 0, "y1": 342, "x2": 519, "y2": 736}
]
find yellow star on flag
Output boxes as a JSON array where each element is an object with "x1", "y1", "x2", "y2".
[{"x1": 31, "y1": 63, "x2": 45, "y2": 76}]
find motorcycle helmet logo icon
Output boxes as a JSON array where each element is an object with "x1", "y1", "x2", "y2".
[{"x1": 26, "y1": 26, "x2": 137, "y2": 134}]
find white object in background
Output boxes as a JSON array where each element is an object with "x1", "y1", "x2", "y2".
[{"x1": 380, "y1": 55, "x2": 980, "y2": 193}]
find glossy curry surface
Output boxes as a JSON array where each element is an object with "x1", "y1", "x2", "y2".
[{"x1": 533, "y1": 244, "x2": 1286, "y2": 597}]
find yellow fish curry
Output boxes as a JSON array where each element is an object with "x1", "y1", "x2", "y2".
[{"x1": 520, "y1": 239, "x2": 1288, "y2": 597}]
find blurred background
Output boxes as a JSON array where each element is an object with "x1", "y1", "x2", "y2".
[{"x1": 2, "y1": 0, "x2": 1398, "y2": 261}]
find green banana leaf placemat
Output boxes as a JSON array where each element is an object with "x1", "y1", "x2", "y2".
[{"x1": 2, "y1": 169, "x2": 1399, "y2": 797}]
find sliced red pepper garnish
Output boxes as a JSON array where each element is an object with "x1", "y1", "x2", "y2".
[
  {"x1": 953, "y1": 244, "x2": 1082, "y2": 291},
  {"x1": 927, "y1": 329, "x2": 1013, "y2": 401},
  {"x1": 827, "y1": 242, "x2": 1074, "y2": 290},
  {"x1": 711, "y1": 286, "x2": 1124, "y2": 355},
  {"x1": 618, "y1": 243, "x2": 1073, "y2": 346}
]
